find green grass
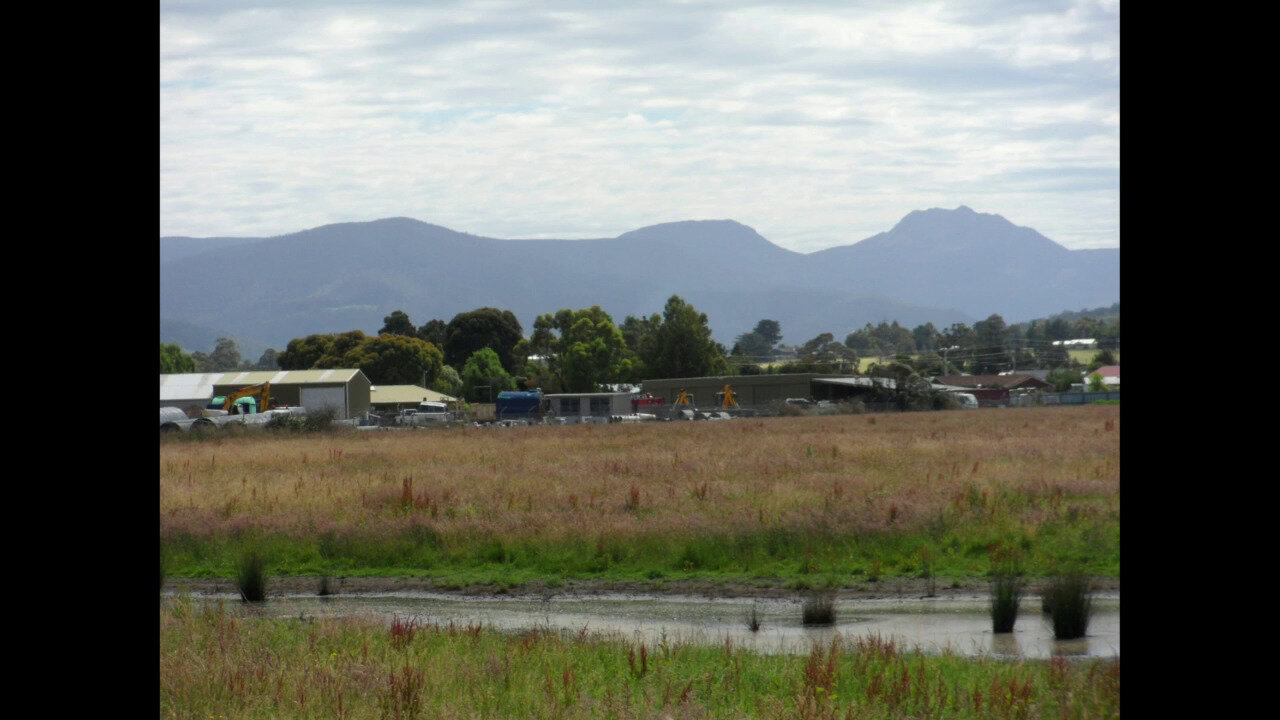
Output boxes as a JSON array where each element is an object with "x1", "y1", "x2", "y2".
[
  {"x1": 161, "y1": 599, "x2": 1120, "y2": 719},
  {"x1": 161, "y1": 516, "x2": 1119, "y2": 588}
]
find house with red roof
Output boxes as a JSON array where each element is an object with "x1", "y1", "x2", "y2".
[{"x1": 932, "y1": 374, "x2": 1052, "y2": 407}]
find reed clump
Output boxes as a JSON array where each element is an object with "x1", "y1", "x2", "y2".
[
  {"x1": 236, "y1": 549, "x2": 267, "y2": 603},
  {"x1": 801, "y1": 592, "x2": 836, "y2": 626},
  {"x1": 990, "y1": 573, "x2": 1024, "y2": 633},
  {"x1": 1045, "y1": 573, "x2": 1093, "y2": 639}
]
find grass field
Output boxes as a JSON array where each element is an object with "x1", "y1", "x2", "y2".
[
  {"x1": 160, "y1": 598, "x2": 1120, "y2": 719},
  {"x1": 160, "y1": 405, "x2": 1119, "y2": 587}
]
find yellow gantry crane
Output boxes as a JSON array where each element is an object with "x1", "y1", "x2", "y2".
[{"x1": 716, "y1": 384, "x2": 739, "y2": 409}]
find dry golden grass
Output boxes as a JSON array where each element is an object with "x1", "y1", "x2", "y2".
[{"x1": 161, "y1": 406, "x2": 1118, "y2": 549}]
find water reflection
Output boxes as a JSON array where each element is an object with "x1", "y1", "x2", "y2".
[
  {"x1": 1053, "y1": 637, "x2": 1089, "y2": 657},
  {"x1": 174, "y1": 591, "x2": 1118, "y2": 659},
  {"x1": 990, "y1": 633, "x2": 1021, "y2": 657}
]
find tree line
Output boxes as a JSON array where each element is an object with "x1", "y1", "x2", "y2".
[{"x1": 160, "y1": 300, "x2": 1118, "y2": 401}]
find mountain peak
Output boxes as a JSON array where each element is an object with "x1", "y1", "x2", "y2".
[{"x1": 614, "y1": 219, "x2": 779, "y2": 249}]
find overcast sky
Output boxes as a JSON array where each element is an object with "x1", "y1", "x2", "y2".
[{"x1": 160, "y1": 0, "x2": 1119, "y2": 253}]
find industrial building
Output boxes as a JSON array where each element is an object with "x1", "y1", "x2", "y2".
[
  {"x1": 544, "y1": 392, "x2": 636, "y2": 418},
  {"x1": 369, "y1": 385, "x2": 457, "y2": 414},
  {"x1": 159, "y1": 369, "x2": 372, "y2": 419},
  {"x1": 641, "y1": 373, "x2": 898, "y2": 407}
]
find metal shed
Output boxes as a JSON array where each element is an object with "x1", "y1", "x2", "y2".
[
  {"x1": 544, "y1": 392, "x2": 635, "y2": 418},
  {"x1": 159, "y1": 369, "x2": 372, "y2": 419},
  {"x1": 370, "y1": 385, "x2": 457, "y2": 413},
  {"x1": 641, "y1": 374, "x2": 825, "y2": 407}
]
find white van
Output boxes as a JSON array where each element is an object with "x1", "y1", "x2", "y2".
[{"x1": 953, "y1": 393, "x2": 979, "y2": 409}]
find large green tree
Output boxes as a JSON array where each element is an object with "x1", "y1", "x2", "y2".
[
  {"x1": 252, "y1": 348, "x2": 280, "y2": 370},
  {"x1": 641, "y1": 295, "x2": 727, "y2": 379},
  {"x1": 752, "y1": 319, "x2": 782, "y2": 349},
  {"x1": 460, "y1": 347, "x2": 516, "y2": 402},
  {"x1": 315, "y1": 331, "x2": 368, "y2": 368},
  {"x1": 912, "y1": 323, "x2": 939, "y2": 353},
  {"x1": 192, "y1": 337, "x2": 242, "y2": 372},
  {"x1": 529, "y1": 306, "x2": 633, "y2": 393},
  {"x1": 277, "y1": 334, "x2": 336, "y2": 370},
  {"x1": 344, "y1": 334, "x2": 444, "y2": 386},
  {"x1": 844, "y1": 327, "x2": 886, "y2": 357},
  {"x1": 971, "y1": 314, "x2": 1011, "y2": 374},
  {"x1": 160, "y1": 343, "x2": 195, "y2": 374},
  {"x1": 431, "y1": 365, "x2": 463, "y2": 397},
  {"x1": 798, "y1": 332, "x2": 857, "y2": 371},
  {"x1": 444, "y1": 308, "x2": 524, "y2": 374},
  {"x1": 379, "y1": 310, "x2": 416, "y2": 337},
  {"x1": 416, "y1": 319, "x2": 448, "y2": 349},
  {"x1": 732, "y1": 331, "x2": 774, "y2": 360},
  {"x1": 274, "y1": 330, "x2": 367, "y2": 370},
  {"x1": 619, "y1": 314, "x2": 661, "y2": 380}
]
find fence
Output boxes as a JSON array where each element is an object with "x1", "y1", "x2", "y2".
[{"x1": 1012, "y1": 391, "x2": 1120, "y2": 407}]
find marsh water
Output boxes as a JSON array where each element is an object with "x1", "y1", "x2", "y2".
[{"x1": 181, "y1": 591, "x2": 1119, "y2": 659}]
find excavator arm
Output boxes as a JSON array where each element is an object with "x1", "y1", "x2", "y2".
[{"x1": 222, "y1": 382, "x2": 271, "y2": 413}]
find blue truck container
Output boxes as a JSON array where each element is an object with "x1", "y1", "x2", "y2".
[{"x1": 495, "y1": 390, "x2": 543, "y2": 419}]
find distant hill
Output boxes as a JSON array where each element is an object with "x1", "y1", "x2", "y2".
[{"x1": 160, "y1": 208, "x2": 1118, "y2": 351}]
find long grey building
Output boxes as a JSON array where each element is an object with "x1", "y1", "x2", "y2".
[{"x1": 159, "y1": 369, "x2": 372, "y2": 419}]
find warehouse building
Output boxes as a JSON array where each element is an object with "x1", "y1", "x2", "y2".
[
  {"x1": 641, "y1": 373, "x2": 822, "y2": 407},
  {"x1": 544, "y1": 391, "x2": 635, "y2": 418},
  {"x1": 369, "y1": 385, "x2": 457, "y2": 414},
  {"x1": 640, "y1": 373, "x2": 898, "y2": 407},
  {"x1": 159, "y1": 369, "x2": 372, "y2": 419}
]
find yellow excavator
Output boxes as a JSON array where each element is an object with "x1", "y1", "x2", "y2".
[
  {"x1": 673, "y1": 389, "x2": 695, "y2": 406},
  {"x1": 213, "y1": 382, "x2": 272, "y2": 415}
]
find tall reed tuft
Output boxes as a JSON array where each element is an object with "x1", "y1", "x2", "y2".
[
  {"x1": 236, "y1": 549, "x2": 268, "y2": 603},
  {"x1": 989, "y1": 573, "x2": 1023, "y2": 633},
  {"x1": 988, "y1": 543, "x2": 1023, "y2": 633},
  {"x1": 746, "y1": 604, "x2": 762, "y2": 632},
  {"x1": 801, "y1": 592, "x2": 836, "y2": 626},
  {"x1": 1045, "y1": 573, "x2": 1092, "y2": 639}
]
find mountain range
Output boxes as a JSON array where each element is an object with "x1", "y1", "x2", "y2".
[{"x1": 159, "y1": 206, "x2": 1119, "y2": 356}]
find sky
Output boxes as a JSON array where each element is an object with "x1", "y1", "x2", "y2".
[{"x1": 160, "y1": 0, "x2": 1119, "y2": 253}]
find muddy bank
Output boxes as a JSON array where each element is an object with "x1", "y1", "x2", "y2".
[{"x1": 165, "y1": 575, "x2": 1120, "y2": 600}]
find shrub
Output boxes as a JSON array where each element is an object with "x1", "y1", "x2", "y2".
[
  {"x1": 990, "y1": 573, "x2": 1023, "y2": 633},
  {"x1": 264, "y1": 413, "x2": 302, "y2": 431},
  {"x1": 236, "y1": 549, "x2": 268, "y2": 603},
  {"x1": 303, "y1": 406, "x2": 338, "y2": 432},
  {"x1": 1045, "y1": 573, "x2": 1092, "y2": 639},
  {"x1": 801, "y1": 592, "x2": 836, "y2": 626},
  {"x1": 746, "y1": 605, "x2": 761, "y2": 632}
]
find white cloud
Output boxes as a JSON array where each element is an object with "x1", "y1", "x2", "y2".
[{"x1": 159, "y1": 0, "x2": 1118, "y2": 252}]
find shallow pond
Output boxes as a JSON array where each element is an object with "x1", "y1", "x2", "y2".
[{"x1": 180, "y1": 591, "x2": 1119, "y2": 659}]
